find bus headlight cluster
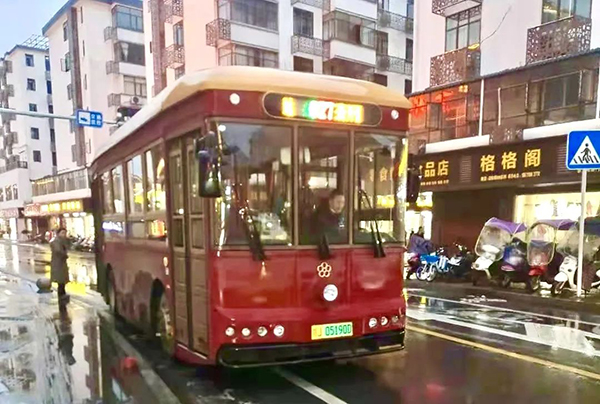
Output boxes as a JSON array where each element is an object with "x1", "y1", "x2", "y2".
[{"x1": 224, "y1": 325, "x2": 284, "y2": 338}]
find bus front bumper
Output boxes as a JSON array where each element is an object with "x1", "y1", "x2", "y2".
[{"x1": 217, "y1": 329, "x2": 405, "y2": 368}]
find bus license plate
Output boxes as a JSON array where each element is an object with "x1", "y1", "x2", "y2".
[{"x1": 311, "y1": 322, "x2": 353, "y2": 340}]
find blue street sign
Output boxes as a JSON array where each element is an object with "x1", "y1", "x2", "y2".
[
  {"x1": 76, "y1": 109, "x2": 103, "y2": 128},
  {"x1": 566, "y1": 130, "x2": 600, "y2": 170}
]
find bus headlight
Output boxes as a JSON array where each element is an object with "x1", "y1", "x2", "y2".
[
  {"x1": 257, "y1": 326, "x2": 268, "y2": 337},
  {"x1": 391, "y1": 315, "x2": 400, "y2": 324},
  {"x1": 225, "y1": 327, "x2": 235, "y2": 337},
  {"x1": 323, "y1": 284, "x2": 338, "y2": 302},
  {"x1": 368, "y1": 318, "x2": 378, "y2": 328},
  {"x1": 273, "y1": 325, "x2": 285, "y2": 337},
  {"x1": 380, "y1": 316, "x2": 389, "y2": 326}
]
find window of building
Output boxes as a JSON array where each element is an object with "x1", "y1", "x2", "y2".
[
  {"x1": 80, "y1": 7, "x2": 84, "y2": 23},
  {"x1": 445, "y1": 6, "x2": 481, "y2": 52},
  {"x1": 174, "y1": 66, "x2": 185, "y2": 79},
  {"x1": 46, "y1": 80, "x2": 52, "y2": 95},
  {"x1": 84, "y1": 74, "x2": 87, "y2": 90},
  {"x1": 27, "y1": 79, "x2": 36, "y2": 91},
  {"x1": 63, "y1": 22, "x2": 68, "y2": 41},
  {"x1": 25, "y1": 54, "x2": 34, "y2": 67},
  {"x1": 112, "y1": 165, "x2": 125, "y2": 213},
  {"x1": 67, "y1": 84, "x2": 72, "y2": 100},
  {"x1": 376, "y1": 31, "x2": 388, "y2": 55},
  {"x1": 293, "y1": 8, "x2": 313, "y2": 37},
  {"x1": 114, "y1": 42, "x2": 145, "y2": 65},
  {"x1": 113, "y1": 5, "x2": 143, "y2": 32},
  {"x1": 45, "y1": 56, "x2": 50, "y2": 71},
  {"x1": 378, "y1": 0, "x2": 389, "y2": 10},
  {"x1": 31, "y1": 128, "x2": 39, "y2": 140},
  {"x1": 173, "y1": 22, "x2": 184, "y2": 46},
  {"x1": 123, "y1": 76, "x2": 147, "y2": 97},
  {"x1": 13, "y1": 185, "x2": 18, "y2": 200},
  {"x1": 323, "y1": 11, "x2": 376, "y2": 48},
  {"x1": 542, "y1": 73, "x2": 580, "y2": 110},
  {"x1": 293, "y1": 56, "x2": 313, "y2": 73},
  {"x1": 52, "y1": 152, "x2": 57, "y2": 166},
  {"x1": 127, "y1": 155, "x2": 144, "y2": 214},
  {"x1": 219, "y1": 45, "x2": 278, "y2": 68},
  {"x1": 82, "y1": 40, "x2": 86, "y2": 57},
  {"x1": 542, "y1": 0, "x2": 592, "y2": 23},
  {"x1": 406, "y1": 38, "x2": 413, "y2": 61},
  {"x1": 33, "y1": 150, "x2": 41, "y2": 162},
  {"x1": 62, "y1": 53, "x2": 71, "y2": 72},
  {"x1": 0, "y1": 189, "x2": 4, "y2": 202},
  {"x1": 227, "y1": 0, "x2": 278, "y2": 31},
  {"x1": 29, "y1": 104, "x2": 37, "y2": 112},
  {"x1": 5, "y1": 186, "x2": 12, "y2": 201},
  {"x1": 49, "y1": 105, "x2": 54, "y2": 114},
  {"x1": 407, "y1": 0, "x2": 414, "y2": 19},
  {"x1": 374, "y1": 74, "x2": 388, "y2": 86},
  {"x1": 405, "y1": 79, "x2": 413, "y2": 94},
  {"x1": 50, "y1": 129, "x2": 55, "y2": 143},
  {"x1": 145, "y1": 147, "x2": 166, "y2": 211}
]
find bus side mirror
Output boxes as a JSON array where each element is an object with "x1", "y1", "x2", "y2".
[
  {"x1": 406, "y1": 167, "x2": 421, "y2": 203},
  {"x1": 196, "y1": 132, "x2": 222, "y2": 198}
]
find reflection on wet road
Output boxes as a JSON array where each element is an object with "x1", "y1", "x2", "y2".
[{"x1": 2, "y1": 242, "x2": 600, "y2": 403}]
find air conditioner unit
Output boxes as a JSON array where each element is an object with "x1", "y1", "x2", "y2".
[{"x1": 131, "y1": 96, "x2": 140, "y2": 105}]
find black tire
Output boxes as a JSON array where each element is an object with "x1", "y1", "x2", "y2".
[
  {"x1": 472, "y1": 271, "x2": 479, "y2": 286},
  {"x1": 526, "y1": 275, "x2": 541, "y2": 293},
  {"x1": 155, "y1": 293, "x2": 175, "y2": 356},
  {"x1": 500, "y1": 274, "x2": 511, "y2": 288},
  {"x1": 551, "y1": 281, "x2": 566, "y2": 296}
]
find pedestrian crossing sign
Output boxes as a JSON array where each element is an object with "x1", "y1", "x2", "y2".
[{"x1": 566, "y1": 131, "x2": 600, "y2": 170}]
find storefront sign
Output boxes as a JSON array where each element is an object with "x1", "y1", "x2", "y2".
[
  {"x1": 24, "y1": 204, "x2": 41, "y2": 217},
  {"x1": 263, "y1": 93, "x2": 382, "y2": 126},
  {"x1": 415, "y1": 136, "x2": 592, "y2": 191},
  {"x1": 26, "y1": 200, "x2": 85, "y2": 216},
  {"x1": 0, "y1": 208, "x2": 21, "y2": 219}
]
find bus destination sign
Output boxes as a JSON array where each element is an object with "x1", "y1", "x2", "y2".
[{"x1": 263, "y1": 93, "x2": 381, "y2": 126}]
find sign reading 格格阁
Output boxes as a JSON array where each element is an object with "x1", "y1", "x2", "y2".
[{"x1": 415, "y1": 136, "x2": 591, "y2": 191}]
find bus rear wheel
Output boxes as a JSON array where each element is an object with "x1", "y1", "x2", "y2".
[{"x1": 155, "y1": 293, "x2": 175, "y2": 356}]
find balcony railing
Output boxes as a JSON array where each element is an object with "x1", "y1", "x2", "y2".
[
  {"x1": 0, "y1": 112, "x2": 15, "y2": 122},
  {"x1": 0, "y1": 161, "x2": 27, "y2": 175},
  {"x1": 377, "y1": 55, "x2": 412, "y2": 75},
  {"x1": 291, "y1": 0, "x2": 330, "y2": 10},
  {"x1": 163, "y1": 0, "x2": 184, "y2": 23},
  {"x1": 378, "y1": 9, "x2": 413, "y2": 34},
  {"x1": 32, "y1": 168, "x2": 89, "y2": 197},
  {"x1": 163, "y1": 44, "x2": 185, "y2": 69},
  {"x1": 219, "y1": 52, "x2": 279, "y2": 68},
  {"x1": 432, "y1": 0, "x2": 482, "y2": 16},
  {"x1": 106, "y1": 61, "x2": 120, "y2": 75},
  {"x1": 291, "y1": 35, "x2": 324, "y2": 57},
  {"x1": 206, "y1": 18, "x2": 231, "y2": 47},
  {"x1": 430, "y1": 46, "x2": 481, "y2": 87},
  {"x1": 104, "y1": 26, "x2": 117, "y2": 41},
  {"x1": 526, "y1": 16, "x2": 592, "y2": 65},
  {"x1": 4, "y1": 132, "x2": 17, "y2": 146}
]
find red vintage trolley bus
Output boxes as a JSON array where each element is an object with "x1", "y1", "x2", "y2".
[{"x1": 91, "y1": 66, "x2": 413, "y2": 367}]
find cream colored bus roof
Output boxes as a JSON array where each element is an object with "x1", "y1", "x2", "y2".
[{"x1": 94, "y1": 66, "x2": 411, "y2": 163}]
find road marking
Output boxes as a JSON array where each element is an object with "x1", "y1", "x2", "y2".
[
  {"x1": 409, "y1": 293, "x2": 600, "y2": 327},
  {"x1": 408, "y1": 324, "x2": 600, "y2": 382},
  {"x1": 275, "y1": 368, "x2": 348, "y2": 404}
]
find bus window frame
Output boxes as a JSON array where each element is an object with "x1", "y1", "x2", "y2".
[{"x1": 205, "y1": 117, "x2": 407, "y2": 250}]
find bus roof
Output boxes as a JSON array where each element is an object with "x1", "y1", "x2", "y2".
[{"x1": 93, "y1": 66, "x2": 412, "y2": 164}]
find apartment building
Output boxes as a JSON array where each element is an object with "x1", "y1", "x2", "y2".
[
  {"x1": 27, "y1": 0, "x2": 146, "y2": 239},
  {"x1": 0, "y1": 36, "x2": 56, "y2": 239},
  {"x1": 144, "y1": 0, "x2": 414, "y2": 97},
  {"x1": 409, "y1": 0, "x2": 600, "y2": 246}
]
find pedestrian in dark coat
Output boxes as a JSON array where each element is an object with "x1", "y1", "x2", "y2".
[{"x1": 50, "y1": 228, "x2": 70, "y2": 302}]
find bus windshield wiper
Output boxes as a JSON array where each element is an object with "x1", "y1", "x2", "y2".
[{"x1": 358, "y1": 189, "x2": 386, "y2": 258}]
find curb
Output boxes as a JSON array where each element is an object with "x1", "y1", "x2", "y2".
[{"x1": 406, "y1": 279, "x2": 600, "y2": 315}]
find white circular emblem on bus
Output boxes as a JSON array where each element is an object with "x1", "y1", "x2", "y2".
[
  {"x1": 317, "y1": 262, "x2": 332, "y2": 278},
  {"x1": 391, "y1": 109, "x2": 399, "y2": 120},
  {"x1": 323, "y1": 284, "x2": 338, "y2": 302},
  {"x1": 230, "y1": 93, "x2": 240, "y2": 105}
]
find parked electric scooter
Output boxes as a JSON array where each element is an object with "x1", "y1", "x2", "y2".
[
  {"x1": 552, "y1": 217, "x2": 600, "y2": 296},
  {"x1": 472, "y1": 218, "x2": 527, "y2": 286},
  {"x1": 499, "y1": 236, "x2": 532, "y2": 291},
  {"x1": 447, "y1": 243, "x2": 475, "y2": 280},
  {"x1": 420, "y1": 246, "x2": 450, "y2": 282},
  {"x1": 526, "y1": 219, "x2": 573, "y2": 292}
]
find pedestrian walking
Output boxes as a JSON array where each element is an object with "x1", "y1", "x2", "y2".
[{"x1": 50, "y1": 228, "x2": 70, "y2": 303}]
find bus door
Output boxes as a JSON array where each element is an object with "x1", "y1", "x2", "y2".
[{"x1": 168, "y1": 138, "x2": 209, "y2": 355}]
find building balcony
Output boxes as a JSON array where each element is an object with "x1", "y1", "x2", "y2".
[
  {"x1": 163, "y1": 44, "x2": 185, "y2": 69},
  {"x1": 0, "y1": 85, "x2": 14, "y2": 101},
  {"x1": 206, "y1": 18, "x2": 231, "y2": 47},
  {"x1": 377, "y1": 55, "x2": 412, "y2": 75},
  {"x1": 104, "y1": 26, "x2": 118, "y2": 41},
  {"x1": 378, "y1": 9, "x2": 413, "y2": 34},
  {"x1": 526, "y1": 16, "x2": 592, "y2": 65},
  {"x1": 4, "y1": 132, "x2": 17, "y2": 147},
  {"x1": 218, "y1": 45, "x2": 279, "y2": 68},
  {"x1": 324, "y1": 57, "x2": 375, "y2": 82},
  {"x1": 0, "y1": 111, "x2": 15, "y2": 122},
  {"x1": 430, "y1": 46, "x2": 481, "y2": 87},
  {"x1": 206, "y1": 10, "x2": 279, "y2": 51},
  {"x1": 163, "y1": 0, "x2": 184, "y2": 23},
  {"x1": 291, "y1": 0, "x2": 330, "y2": 10},
  {"x1": 108, "y1": 93, "x2": 147, "y2": 108},
  {"x1": 432, "y1": 0, "x2": 482, "y2": 16},
  {"x1": 291, "y1": 35, "x2": 325, "y2": 57},
  {"x1": 0, "y1": 161, "x2": 27, "y2": 175},
  {"x1": 32, "y1": 167, "x2": 89, "y2": 198},
  {"x1": 106, "y1": 61, "x2": 120, "y2": 75},
  {"x1": 0, "y1": 60, "x2": 12, "y2": 75}
]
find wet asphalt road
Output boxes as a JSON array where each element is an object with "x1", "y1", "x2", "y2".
[{"x1": 2, "y1": 241, "x2": 600, "y2": 403}]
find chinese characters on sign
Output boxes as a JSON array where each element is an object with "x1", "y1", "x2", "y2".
[
  {"x1": 480, "y1": 148, "x2": 542, "y2": 182},
  {"x1": 420, "y1": 159, "x2": 450, "y2": 187}
]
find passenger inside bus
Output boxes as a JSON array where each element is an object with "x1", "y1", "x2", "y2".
[{"x1": 308, "y1": 189, "x2": 347, "y2": 244}]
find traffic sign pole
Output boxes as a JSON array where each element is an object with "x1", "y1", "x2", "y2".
[
  {"x1": 577, "y1": 170, "x2": 587, "y2": 298},
  {"x1": 0, "y1": 107, "x2": 117, "y2": 125}
]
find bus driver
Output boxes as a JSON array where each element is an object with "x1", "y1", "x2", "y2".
[{"x1": 310, "y1": 189, "x2": 347, "y2": 243}]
